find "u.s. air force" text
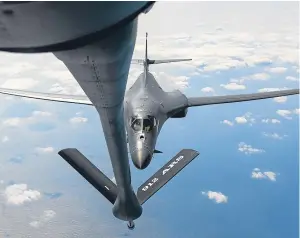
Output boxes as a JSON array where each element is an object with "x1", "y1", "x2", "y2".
[{"x1": 141, "y1": 155, "x2": 184, "y2": 192}]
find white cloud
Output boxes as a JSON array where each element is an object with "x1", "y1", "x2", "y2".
[
  {"x1": 32, "y1": 111, "x2": 52, "y2": 117},
  {"x1": 201, "y1": 191, "x2": 228, "y2": 204},
  {"x1": 40, "y1": 70, "x2": 84, "y2": 95},
  {"x1": 266, "y1": 67, "x2": 287, "y2": 73},
  {"x1": 251, "y1": 170, "x2": 265, "y2": 179},
  {"x1": 1, "y1": 110, "x2": 53, "y2": 127},
  {"x1": 1, "y1": 136, "x2": 9, "y2": 143},
  {"x1": 40, "y1": 70, "x2": 73, "y2": 81},
  {"x1": 276, "y1": 109, "x2": 292, "y2": 119},
  {"x1": 233, "y1": 112, "x2": 255, "y2": 125},
  {"x1": 137, "y1": 2, "x2": 298, "y2": 67},
  {"x1": 271, "y1": 119, "x2": 281, "y2": 124},
  {"x1": 220, "y1": 82, "x2": 246, "y2": 90},
  {"x1": 235, "y1": 116, "x2": 247, "y2": 124},
  {"x1": 4, "y1": 184, "x2": 41, "y2": 205},
  {"x1": 238, "y1": 142, "x2": 265, "y2": 155},
  {"x1": 220, "y1": 120, "x2": 234, "y2": 126},
  {"x1": 261, "y1": 118, "x2": 281, "y2": 124},
  {"x1": 35, "y1": 147, "x2": 54, "y2": 153},
  {"x1": 29, "y1": 221, "x2": 40, "y2": 228},
  {"x1": 0, "y1": 62, "x2": 37, "y2": 77},
  {"x1": 234, "y1": 73, "x2": 271, "y2": 84},
  {"x1": 246, "y1": 73, "x2": 270, "y2": 80},
  {"x1": 69, "y1": 117, "x2": 88, "y2": 124},
  {"x1": 229, "y1": 78, "x2": 242, "y2": 84},
  {"x1": 203, "y1": 63, "x2": 243, "y2": 72},
  {"x1": 258, "y1": 87, "x2": 289, "y2": 92},
  {"x1": 251, "y1": 168, "x2": 277, "y2": 181},
  {"x1": 201, "y1": 87, "x2": 215, "y2": 93},
  {"x1": 273, "y1": 96, "x2": 287, "y2": 103},
  {"x1": 264, "y1": 171, "x2": 277, "y2": 181},
  {"x1": 276, "y1": 108, "x2": 299, "y2": 119},
  {"x1": 293, "y1": 108, "x2": 300, "y2": 115},
  {"x1": 286, "y1": 76, "x2": 298, "y2": 81},
  {"x1": 1, "y1": 78, "x2": 39, "y2": 90},
  {"x1": 2, "y1": 117, "x2": 24, "y2": 127},
  {"x1": 3, "y1": 95, "x2": 14, "y2": 101},
  {"x1": 156, "y1": 72, "x2": 189, "y2": 91},
  {"x1": 189, "y1": 71, "x2": 200, "y2": 76},
  {"x1": 30, "y1": 210, "x2": 56, "y2": 228},
  {"x1": 262, "y1": 132, "x2": 286, "y2": 140}
]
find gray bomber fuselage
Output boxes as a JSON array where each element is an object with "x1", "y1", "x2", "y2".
[{"x1": 124, "y1": 69, "x2": 188, "y2": 169}]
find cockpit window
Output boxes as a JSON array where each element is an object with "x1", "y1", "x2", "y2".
[
  {"x1": 132, "y1": 118, "x2": 142, "y2": 131},
  {"x1": 143, "y1": 118, "x2": 153, "y2": 132},
  {"x1": 131, "y1": 116, "x2": 157, "y2": 132}
]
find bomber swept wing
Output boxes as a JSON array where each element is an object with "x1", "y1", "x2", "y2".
[
  {"x1": 0, "y1": 87, "x2": 298, "y2": 108},
  {"x1": 187, "y1": 89, "x2": 299, "y2": 107},
  {"x1": 0, "y1": 88, "x2": 92, "y2": 105}
]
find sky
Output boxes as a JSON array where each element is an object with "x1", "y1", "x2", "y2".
[{"x1": 0, "y1": 2, "x2": 299, "y2": 238}]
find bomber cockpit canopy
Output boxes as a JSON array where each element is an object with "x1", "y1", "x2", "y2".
[{"x1": 130, "y1": 115, "x2": 157, "y2": 132}]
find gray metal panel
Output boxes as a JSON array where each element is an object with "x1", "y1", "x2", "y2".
[{"x1": 0, "y1": 2, "x2": 153, "y2": 50}]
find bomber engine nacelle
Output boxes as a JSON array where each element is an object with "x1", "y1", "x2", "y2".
[{"x1": 170, "y1": 108, "x2": 188, "y2": 118}]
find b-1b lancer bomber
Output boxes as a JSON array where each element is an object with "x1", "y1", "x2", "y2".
[
  {"x1": 1, "y1": 32, "x2": 299, "y2": 228},
  {"x1": 0, "y1": 1, "x2": 298, "y2": 230}
]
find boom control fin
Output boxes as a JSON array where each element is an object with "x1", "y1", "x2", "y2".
[
  {"x1": 58, "y1": 148, "x2": 118, "y2": 204},
  {"x1": 137, "y1": 149, "x2": 199, "y2": 205}
]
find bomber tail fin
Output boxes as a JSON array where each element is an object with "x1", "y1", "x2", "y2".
[{"x1": 131, "y1": 32, "x2": 192, "y2": 69}]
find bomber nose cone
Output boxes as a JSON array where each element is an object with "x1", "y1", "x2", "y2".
[{"x1": 132, "y1": 148, "x2": 152, "y2": 170}]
